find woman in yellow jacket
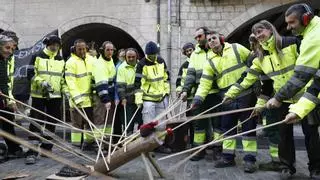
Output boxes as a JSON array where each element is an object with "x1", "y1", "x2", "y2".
[
  {"x1": 25, "y1": 35, "x2": 66, "y2": 164},
  {"x1": 223, "y1": 20, "x2": 320, "y2": 177}
]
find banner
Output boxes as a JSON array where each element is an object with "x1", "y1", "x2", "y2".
[{"x1": 12, "y1": 30, "x2": 59, "y2": 99}]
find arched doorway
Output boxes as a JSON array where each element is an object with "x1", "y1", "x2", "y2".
[
  {"x1": 226, "y1": 1, "x2": 320, "y2": 47},
  {"x1": 61, "y1": 23, "x2": 144, "y2": 59}
]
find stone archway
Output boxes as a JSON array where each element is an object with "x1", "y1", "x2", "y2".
[
  {"x1": 224, "y1": 0, "x2": 320, "y2": 47},
  {"x1": 58, "y1": 15, "x2": 147, "y2": 58}
]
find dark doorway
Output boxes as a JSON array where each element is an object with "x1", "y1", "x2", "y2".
[
  {"x1": 61, "y1": 23, "x2": 144, "y2": 59},
  {"x1": 226, "y1": 1, "x2": 320, "y2": 48}
]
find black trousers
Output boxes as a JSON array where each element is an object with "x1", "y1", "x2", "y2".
[
  {"x1": 28, "y1": 97, "x2": 61, "y2": 151},
  {"x1": 273, "y1": 103, "x2": 320, "y2": 172},
  {"x1": 0, "y1": 107, "x2": 21, "y2": 152}
]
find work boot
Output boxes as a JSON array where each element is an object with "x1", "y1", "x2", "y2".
[
  {"x1": 0, "y1": 143, "x2": 8, "y2": 163},
  {"x1": 243, "y1": 161, "x2": 257, "y2": 173},
  {"x1": 310, "y1": 170, "x2": 320, "y2": 179},
  {"x1": 212, "y1": 146, "x2": 222, "y2": 161},
  {"x1": 190, "y1": 150, "x2": 205, "y2": 161},
  {"x1": 81, "y1": 142, "x2": 95, "y2": 151},
  {"x1": 280, "y1": 168, "x2": 295, "y2": 180},
  {"x1": 7, "y1": 147, "x2": 24, "y2": 159},
  {"x1": 259, "y1": 161, "x2": 282, "y2": 172},
  {"x1": 25, "y1": 152, "x2": 38, "y2": 165},
  {"x1": 214, "y1": 157, "x2": 236, "y2": 168}
]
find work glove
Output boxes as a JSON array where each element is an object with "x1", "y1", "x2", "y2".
[
  {"x1": 105, "y1": 102, "x2": 112, "y2": 110},
  {"x1": 190, "y1": 99, "x2": 202, "y2": 110},
  {"x1": 284, "y1": 112, "x2": 301, "y2": 124},
  {"x1": 222, "y1": 96, "x2": 233, "y2": 105},
  {"x1": 180, "y1": 92, "x2": 188, "y2": 102},
  {"x1": 139, "y1": 121, "x2": 159, "y2": 137},
  {"x1": 121, "y1": 99, "x2": 127, "y2": 107}
]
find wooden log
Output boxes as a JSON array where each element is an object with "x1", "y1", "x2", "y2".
[{"x1": 94, "y1": 132, "x2": 165, "y2": 174}]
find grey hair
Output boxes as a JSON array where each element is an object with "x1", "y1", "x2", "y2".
[{"x1": 0, "y1": 35, "x2": 14, "y2": 47}]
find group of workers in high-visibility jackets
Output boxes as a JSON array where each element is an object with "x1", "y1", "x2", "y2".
[
  {"x1": 177, "y1": 3, "x2": 320, "y2": 179},
  {"x1": 0, "y1": 2, "x2": 320, "y2": 179}
]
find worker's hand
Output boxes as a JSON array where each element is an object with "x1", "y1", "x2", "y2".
[
  {"x1": 121, "y1": 99, "x2": 127, "y2": 107},
  {"x1": 266, "y1": 98, "x2": 282, "y2": 109},
  {"x1": 176, "y1": 90, "x2": 182, "y2": 97},
  {"x1": 7, "y1": 103, "x2": 17, "y2": 112},
  {"x1": 41, "y1": 81, "x2": 50, "y2": 88},
  {"x1": 180, "y1": 92, "x2": 188, "y2": 102},
  {"x1": 251, "y1": 107, "x2": 264, "y2": 118},
  {"x1": 284, "y1": 112, "x2": 301, "y2": 124},
  {"x1": 222, "y1": 96, "x2": 233, "y2": 105},
  {"x1": 115, "y1": 99, "x2": 120, "y2": 106},
  {"x1": 105, "y1": 102, "x2": 112, "y2": 110}
]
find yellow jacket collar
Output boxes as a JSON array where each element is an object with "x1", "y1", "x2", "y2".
[
  {"x1": 43, "y1": 48, "x2": 58, "y2": 58},
  {"x1": 301, "y1": 16, "x2": 320, "y2": 37},
  {"x1": 261, "y1": 35, "x2": 275, "y2": 51}
]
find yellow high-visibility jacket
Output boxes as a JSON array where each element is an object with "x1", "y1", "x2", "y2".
[
  {"x1": 92, "y1": 56, "x2": 116, "y2": 103},
  {"x1": 134, "y1": 56, "x2": 170, "y2": 104},
  {"x1": 287, "y1": 16, "x2": 320, "y2": 118},
  {"x1": 31, "y1": 48, "x2": 66, "y2": 99},
  {"x1": 194, "y1": 43, "x2": 250, "y2": 103},
  {"x1": 65, "y1": 53, "x2": 94, "y2": 108},
  {"x1": 7, "y1": 55, "x2": 15, "y2": 105},
  {"x1": 116, "y1": 61, "x2": 136, "y2": 103},
  {"x1": 225, "y1": 36, "x2": 304, "y2": 107},
  {"x1": 182, "y1": 45, "x2": 219, "y2": 95}
]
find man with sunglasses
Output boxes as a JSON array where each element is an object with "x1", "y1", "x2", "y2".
[
  {"x1": 180, "y1": 27, "x2": 222, "y2": 161},
  {"x1": 191, "y1": 30, "x2": 258, "y2": 173}
]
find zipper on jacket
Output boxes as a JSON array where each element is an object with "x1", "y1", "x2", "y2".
[
  {"x1": 153, "y1": 67, "x2": 157, "y2": 76},
  {"x1": 147, "y1": 84, "x2": 151, "y2": 93},
  {"x1": 269, "y1": 57, "x2": 275, "y2": 72}
]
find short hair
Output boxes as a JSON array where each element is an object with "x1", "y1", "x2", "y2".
[
  {"x1": 117, "y1": 48, "x2": 125, "y2": 57},
  {"x1": 0, "y1": 35, "x2": 14, "y2": 47},
  {"x1": 195, "y1": 26, "x2": 210, "y2": 35},
  {"x1": 125, "y1": 48, "x2": 139, "y2": 60},
  {"x1": 1, "y1": 31, "x2": 19, "y2": 43},
  {"x1": 73, "y1": 39, "x2": 86, "y2": 46},
  {"x1": 285, "y1": 3, "x2": 314, "y2": 18}
]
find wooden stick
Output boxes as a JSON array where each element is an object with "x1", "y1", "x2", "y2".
[
  {"x1": 141, "y1": 153, "x2": 154, "y2": 180},
  {"x1": 79, "y1": 108, "x2": 110, "y2": 171},
  {"x1": 95, "y1": 107, "x2": 110, "y2": 162},
  {"x1": 171, "y1": 103, "x2": 223, "y2": 131},
  {"x1": 0, "y1": 129, "x2": 112, "y2": 179},
  {"x1": 108, "y1": 104, "x2": 118, "y2": 163},
  {"x1": 168, "y1": 106, "x2": 257, "y2": 124},
  {"x1": 171, "y1": 114, "x2": 257, "y2": 165},
  {"x1": 110, "y1": 106, "x2": 140, "y2": 155},
  {"x1": 124, "y1": 105, "x2": 127, "y2": 152},
  {"x1": 159, "y1": 119, "x2": 285, "y2": 162},
  {"x1": 0, "y1": 109, "x2": 122, "y2": 138},
  {"x1": 146, "y1": 152, "x2": 165, "y2": 178},
  {"x1": 0, "y1": 116, "x2": 95, "y2": 163}
]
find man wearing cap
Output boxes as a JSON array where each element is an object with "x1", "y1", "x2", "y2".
[
  {"x1": 25, "y1": 35, "x2": 67, "y2": 165},
  {"x1": 134, "y1": 41, "x2": 170, "y2": 130}
]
